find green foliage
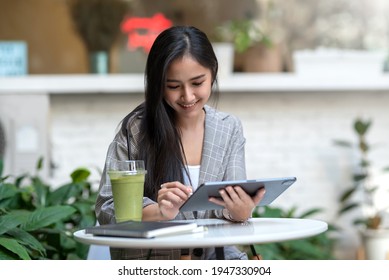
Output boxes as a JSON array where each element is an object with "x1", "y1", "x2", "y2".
[
  {"x1": 247, "y1": 206, "x2": 337, "y2": 260},
  {"x1": 334, "y1": 118, "x2": 389, "y2": 229},
  {"x1": 0, "y1": 157, "x2": 97, "y2": 260},
  {"x1": 215, "y1": 19, "x2": 273, "y2": 53}
]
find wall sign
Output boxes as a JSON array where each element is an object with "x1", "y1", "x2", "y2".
[
  {"x1": 121, "y1": 13, "x2": 172, "y2": 53},
  {"x1": 0, "y1": 41, "x2": 28, "y2": 76}
]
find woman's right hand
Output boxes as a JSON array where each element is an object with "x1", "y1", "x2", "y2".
[{"x1": 157, "y1": 181, "x2": 192, "y2": 220}]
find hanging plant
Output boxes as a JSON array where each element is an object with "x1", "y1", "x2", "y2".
[{"x1": 68, "y1": 0, "x2": 128, "y2": 52}]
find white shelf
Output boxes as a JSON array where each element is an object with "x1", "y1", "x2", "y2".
[
  {"x1": 0, "y1": 74, "x2": 144, "y2": 94},
  {"x1": 1, "y1": 73, "x2": 389, "y2": 94}
]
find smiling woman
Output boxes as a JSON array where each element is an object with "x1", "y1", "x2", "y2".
[{"x1": 95, "y1": 25, "x2": 265, "y2": 260}]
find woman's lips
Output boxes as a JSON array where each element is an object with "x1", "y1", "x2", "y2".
[{"x1": 179, "y1": 100, "x2": 199, "y2": 108}]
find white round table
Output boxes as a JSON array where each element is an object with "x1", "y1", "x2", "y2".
[{"x1": 74, "y1": 218, "x2": 328, "y2": 249}]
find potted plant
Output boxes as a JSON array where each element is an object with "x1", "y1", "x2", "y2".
[
  {"x1": 334, "y1": 118, "x2": 389, "y2": 259},
  {"x1": 215, "y1": 1, "x2": 285, "y2": 72},
  {"x1": 0, "y1": 158, "x2": 98, "y2": 259},
  {"x1": 215, "y1": 19, "x2": 270, "y2": 73},
  {"x1": 68, "y1": 0, "x2": 128, "y2": 74}
]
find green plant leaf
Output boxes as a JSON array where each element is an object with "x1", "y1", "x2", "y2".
[
  {"x1": 0, "y1": 210, "x2": 30, "y2": 235},
  {"x1": 282, "y1": 240, "x2": 321, "y2": 259},
  {"x1": 333, "y1": 140, "x2": 352, "y2": 148},
  {"x1": 60, "y1": 232, "x2": 77, "y2": 250},
  {"x1": 0, "y1": 183, "x2": 19, "y2": 202},
  {"x1": 31, "y1": 177, "x2": 49, "y2": 207},
  {"x1": 48, "y1": 183, "x2": 81, "y2": 206},
  {"x1": 36, "y1": 227, "x2": 63, "y2": 235},
  {"x1": 0, "y1": 159, "x2": 3, "y2": 179},
  {"x1": 72, "y1": 201, "x2": 94, "y2": 215},
  {"x1": 338, "y1": 203, "x2": 359, "y2": 215},
  {"x1": 353, "y1": 218, "x2": 368, "y2": 227},
  {"x1": 0, "y1": 248, "x2": 18, "y2": 260},
  {"x1": 70, "y1": 168, "x2": 91, "y2": 183},
  {"x1": 15, "y1": 174, "x2": 29, "y2": 188},
  {"x1": 0, "y1": 237, "x2": 31, "y2": 260},
  {"x1": 360, "y1": 159, "x2": 370, "y2": 168},
  {"x1": 261, "y1": 35, "x2": 273, "y2": 48},
  {"x1": 22, "y1": 206, "x2": 76, "y2": 231},
  {"x1": 36, "y1": 157, "x2": 44, "y2": 171},
  {"x1": 79, "y1": 215, "x2": 96, "y2": 229},
  {"x1": 353, "y1": 174, "x2": 367, "y2": 182},
  {"x1": 354, "y1": 119, "x2": 371, "y2": 136},
  {"x1": 252, "y1": 243, "x2": 284, "y2": 260},
  {"x1": 19, "y1": 186, "x2": 34, "y2": 206},
  {"x1": 339, "y1": 187, "x2": 357, "y2": 202},
  {"x1": 298, "y1": 208, "x2": 323, "y2": 219},
  {"x1": 258, "y1": 206, "x2": 284, "y2": 218},
  {"x1": 6, "y1": 228, "x2": 46, "y2": 256},
  {"x1": 282, "y1": 206, "x2": 296, "y2": 218}
]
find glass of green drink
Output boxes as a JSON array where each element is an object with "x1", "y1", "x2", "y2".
[{"x1": 107, "y1": 160, "x2": 146, "y2": 222}]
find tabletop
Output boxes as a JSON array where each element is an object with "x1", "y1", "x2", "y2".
[{"x1": 74, "y1": 218, "x2": 328, "y2": 249}]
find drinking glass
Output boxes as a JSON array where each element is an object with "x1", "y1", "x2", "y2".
[{"x1": 107, "y1": 160, "x2": 146, "y2": 222}]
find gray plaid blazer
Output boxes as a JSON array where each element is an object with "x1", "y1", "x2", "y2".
[{"x1": 96, "y1": 105, "x2": 248, "y2": 260}]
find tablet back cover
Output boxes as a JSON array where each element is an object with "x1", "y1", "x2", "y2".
[{"x1": 180, "y1": 177, "x2": 296, "y2": 212}]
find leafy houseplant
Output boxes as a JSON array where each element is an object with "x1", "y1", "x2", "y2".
[
  {"x1": 215, "y1": 17, "x2": 284, "y2": 73},
  {"x1": 68, "y1": 0, "x2": 128, "y2": 73},
  {"x1": 246, "y1": 206, "x2": 337, "y2": 260},
  {"x1": 0, "y1": 158, "x2": 97, "y2": 260},
  {"x1": 215, "y1": 19, "x2": 272, "y2": 54},
  {"x1": 334, "y1": 118, "x2": 389, "y2": 230}
]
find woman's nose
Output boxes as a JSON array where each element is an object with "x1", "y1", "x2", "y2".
[{"x1": 181, "y1": 86, "x2": 194, "y2": 102}]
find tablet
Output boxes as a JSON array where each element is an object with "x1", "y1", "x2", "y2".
[{"x1": 179, "y1": 176, "x2": 296, "y2": 212}]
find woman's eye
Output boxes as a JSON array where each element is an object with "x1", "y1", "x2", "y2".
[
  {"x1": 193, "y1": 81, "x2": 204, "y2": 86},
  {"x1": 167, "y1": 85, "x2": 179, "y2": 89}
]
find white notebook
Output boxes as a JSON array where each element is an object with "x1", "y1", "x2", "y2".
[{"x1": 85, "y1": 221, "x2": 200, "y2": 239}]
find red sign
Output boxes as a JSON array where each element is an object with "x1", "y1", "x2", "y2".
[{"x1": 121, "y1": 13, "x2": 172, "y2": 53}]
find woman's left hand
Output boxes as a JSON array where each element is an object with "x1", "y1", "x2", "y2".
[{"x1": 209, "y1": 186, "x2": 266, "y2": 222}]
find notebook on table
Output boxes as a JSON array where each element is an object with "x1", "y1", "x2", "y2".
[{"x1": 85, "y1": 221, "x2": 200, "y2": 239}]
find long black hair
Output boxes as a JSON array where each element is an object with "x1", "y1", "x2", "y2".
[{"x1": 121, "y1": 26, "x2": 219, "y2": 199}]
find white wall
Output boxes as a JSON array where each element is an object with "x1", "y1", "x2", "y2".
[
  {"x1": 48, "y1": 90, "x2": 389, "y2": 259},
  {"x1": 0, "y1": 93, "x2": 50, "y2": 178}
]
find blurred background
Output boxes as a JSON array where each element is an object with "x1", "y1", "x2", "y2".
[
  {"x1": 1, "y1": 0, "x2": 389, "y2": 260},
  {"x1": 1, "y1": 0, "x2": 389, "y2": 74}
]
